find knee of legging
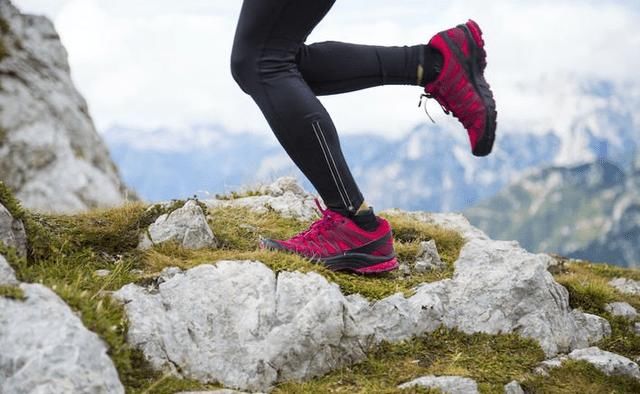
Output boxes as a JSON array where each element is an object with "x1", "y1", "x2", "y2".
[{"x1": 230, "y1": 48, "x2": 259, "y2": 94}]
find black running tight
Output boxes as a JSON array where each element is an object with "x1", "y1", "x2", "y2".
[{"x1": 231, "y1": 0, "x2": 425, "y2": 215}]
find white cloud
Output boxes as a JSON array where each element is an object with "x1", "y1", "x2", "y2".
[{"x1": 12, "y1": 0, "x2": 640, "y2": 137}]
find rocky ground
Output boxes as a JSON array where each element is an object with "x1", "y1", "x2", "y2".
[
  {"x1": 1, "y1": 177, "x2": 640, "y2": 393},
  {"x1": 0, "y1": 0, "x2": 130, "y2": 213}
]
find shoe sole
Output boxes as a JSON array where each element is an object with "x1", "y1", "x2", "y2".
[
  {"x1": 259, "y1": 237, "x2": 399, "y2": 275},
  {"x1": 443, "y1": 20, "x2": 497, "y2": 157}
]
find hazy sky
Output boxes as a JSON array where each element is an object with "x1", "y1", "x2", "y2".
[{"x1": 13, "y1": 0, "x2": 640, "y2": 137}]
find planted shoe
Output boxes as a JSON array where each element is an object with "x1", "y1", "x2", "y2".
[
  {"x1": 259, "y1": 199, "x2": 398, "y2": 274},
  {"x1": 423, "y1": 19, "x2": 497, "y2": 156}
]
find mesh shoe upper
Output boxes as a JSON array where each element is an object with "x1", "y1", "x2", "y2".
[
  {"x1": 424, "y1": 19, "x2": 497, "y2": 156},
  {"x1": 260, "y1": 198, "x2": 395, "y2": 261}
]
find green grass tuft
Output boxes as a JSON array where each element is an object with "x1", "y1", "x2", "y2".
[
  {"x1": 0, "y1": 181, "x2": 26, "y2": 220},
  {"x1": 0, "y1": 284, "x2": 25, "y2": 300}
]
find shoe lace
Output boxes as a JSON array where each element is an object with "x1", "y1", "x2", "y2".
[
  {"x1": 289, "y1": 198, "x2": 341, "y2": 243},
  {"x1": 418, "y1": 93, "x2": 450, "y2": 124}
]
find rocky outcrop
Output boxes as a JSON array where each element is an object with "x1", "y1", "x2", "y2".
[
  {"x1": 0, "y1": 259, "x2": 124, "y2": 393},
  {"x1": 0, "y1": 0, "x2": 128, "y2": 212},
  {"x1": 114, "y1": 261, "x2": 443, "y2": 391},
  {"x1": 204, "y1": 177, "x2": 318, "y2": 220},
  {"x1": 116, "y1": 185, "x2": 613, "y2": 391},
  {"x1": 397, "y1": 375, "x2": 479, "y2": 394},
  {"x1": 139, "y1": 200, "x2": 218, "y2": 250}
]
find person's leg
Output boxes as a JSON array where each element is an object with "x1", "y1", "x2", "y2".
[
  {"x1": 230, "y1": 0, "x2": 365, "y2": 217},
  {"x1": 296, "y1": 42, "x2": 443, "y2": 95}
]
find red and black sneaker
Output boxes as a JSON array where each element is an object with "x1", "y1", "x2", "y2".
[
  {"x1": 259, "y1": 199, "x2": 398, "y2": 274},
  {"x1": 423, "y1": 19, "x2": 497, "y2": 156}
]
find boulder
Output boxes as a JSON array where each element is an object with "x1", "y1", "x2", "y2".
[
  {"x1": 414, "y1": 239, "x2": 445, "y2": 272},
  {"x1": 537, "y1": 347, "x2": 640, "y2": 380},
  {"x1": 568, "y1": 347, "x2": 640, "y2": 380},
  {"x1": 570, "y1": 310, "x2": 611, "y2": 344},
  {"x1": 205, "y1": 177, "x2": 319, "y2": 220},
  {"x1": 416, "y1": 239, "x2": 590, "y2": 356},
  {"x1": 0, "y1": 283, "x2": 124, "y2": 393},
  {"x1": 0, "y1": 203, "x2": 27, "y2": 256},
  {"x1": 139, "y1": 200, "x2": 218, "y2": 250},
  {"x1": 609, "y1": 277, "x2": 640, "y2": 296},
  {"x1": 114, "y1": 261, "x2": 443, "y2": 392},
  {"x1": 605, "y1": 302, "x2": 638, "y2": 319},
  {"x1": 397, "y1": 375, "x2": 479, "y2": 394}
]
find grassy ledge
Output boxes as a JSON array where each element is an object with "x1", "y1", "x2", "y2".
[{"x1": 554, "y1": 260, "x2": 640, "y2": 362}]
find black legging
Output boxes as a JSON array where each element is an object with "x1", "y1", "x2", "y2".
[{"x1": 231, "y1": 0, "x2": 424, "y2": 216}]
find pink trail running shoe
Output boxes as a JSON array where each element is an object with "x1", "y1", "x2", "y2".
[
  {"x1": 423, "y1": 19, "x2": 497, "y2": 156},
  {"x1": 259, "y1": 199, "x2": 398, "y2": 274}
]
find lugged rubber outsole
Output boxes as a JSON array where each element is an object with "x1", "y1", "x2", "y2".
[{"x1": 442, "y1": 20, "x2": 496, "y2": 157}]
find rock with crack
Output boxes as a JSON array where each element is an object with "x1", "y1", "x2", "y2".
[
  {"x1": 609, "y1": 277, "x2": 640, "y2": 296},
  {"x1": 605, "y1": 302, "x2": 638, "y2": 319},
  {"x1": 397, "y1": 375, "x2": 479, "y2": 394},
  {"x1": 204, "y1": 177, "x2": 319, "y2": 220},
  {"x1": 539, "y1": 347, "x2": 640, "y2": 380},
  {"x1": 0, "y1": 254, "x2": 18, "y2": 285},
  {"x1": 0, "y1": 203, "x2": 27, "y2": 257},
  {"x1": 413, "y1": 238, "x2": 595, "y2": 356},
  {"x1": 0, "y1": 283, "x2": 124, "y2": 393},
  {"x1": 114, "y1": 261, "x2": 443, "y2": 392},
  {"x1": 414, "y1": 239, "x2": 445, "y2": 272},
  {"x1": 139, "y1": 200, "x2": 218, "y2": 250}
]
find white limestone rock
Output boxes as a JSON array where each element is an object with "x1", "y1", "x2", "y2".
[
  {"x1": 571, "y1": 310, "x2": 612, "y2": 344},
  {"x1": 537, "y1": 347, "x2": 640, "y2": 381},
  {"x1": 398, "y1": 375, "x2": 479, "y2": 394},
  {"x1": 504, "y1": 380, "x2": 525, "y2": 394},
  {"x1": 609, "y1": 277, "x2": 640, "y2": 296},
  {"x1": 0, "y1": 254, "x2": 18, "y2": 285},
  {"x1": 114, "y1": 261, "x2": 443, "y2": 392},
  {"x1": 414, "y1": 239, "x2": 445, "y2": 272},
  {"x1": 0, "y1": 203, "x2": 27, "y2": 256},
  {"x1": 0, "y1": 283, "x2": 124, "y2": 393},
  {"x1": 568, "y1": 347, "x2": 640, "y2": 380},
  {"x1": 419, "y1": 238, "x2": 588, "y2": 356},
  {"x1": 139, "y1": 200, "x2": 218, "y2": 250},
  {"x1": 204, "y1": 177, "x2": 319, "y2": 220},
  {"x1": 605, "y1": 302, "x2": 638, "y2": 319},
  {"x1": 0, "y1": 1, "x2": 129, "y2": 213}
]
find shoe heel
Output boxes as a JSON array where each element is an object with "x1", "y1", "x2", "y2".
[
  {"x1": 466, "y1": 19, "x2": 485, "y2": 48},
  {"x1": 354, "y1": 257, "x2": 399, "y2": 274}
]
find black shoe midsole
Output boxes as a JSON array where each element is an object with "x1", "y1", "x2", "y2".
[{"x1": 317, "y1": 252, "x2": 397, "y2": 270}]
